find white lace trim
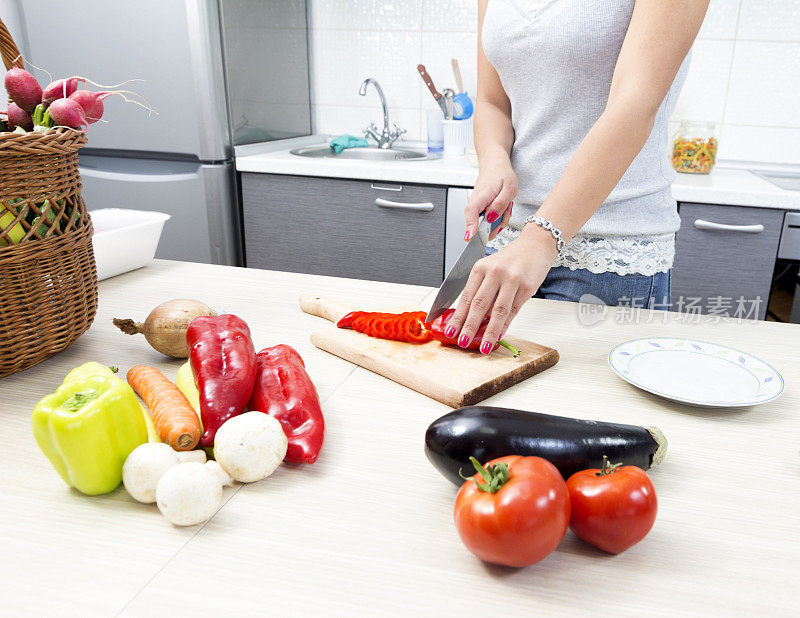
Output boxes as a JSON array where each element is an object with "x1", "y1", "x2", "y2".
[{"x1": 488, "y1": 227, "x2": 675, "y2": 276}]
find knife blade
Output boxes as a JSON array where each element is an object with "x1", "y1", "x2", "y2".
[
  {"x1": 417, "y1": 64, "x2": 448, "y2": 118},
  {"x1": 426, "y1": 217, "x2": 501, "y2": 323}
]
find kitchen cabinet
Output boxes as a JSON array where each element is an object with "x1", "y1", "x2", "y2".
[
  {"x1": 241, "y1": 173, "x2": 446, "y2": 286},
  {"x1": 672, "y1": 203, "x2": 784, "y2": 319}
]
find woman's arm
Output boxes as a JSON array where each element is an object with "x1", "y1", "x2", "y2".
[
  {"x1": 464, "y1": 0, "x2": 518, "y2": 241},
  {"x1": 447, "y1": 0, "x2": 709, "y2": 353},
  {"x1": 535, "y1": 0, "x2": 709, "y2": 239}
]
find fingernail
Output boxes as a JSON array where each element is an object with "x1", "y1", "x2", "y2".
[
  {"x1": 444, "y1": 326, "x2": 456, "y2": 338},
  {"x1": 497, "y1": 332, "x2": 503, "y2": 342},
  {"x1": 458, "y1": 335, "x2": 470, "y2": 348},
  {"x1": 480, "y1": 341, "x2": 492, "y2": 355},
  {"x1": 464, "y1": 230, "x2": 471, "y2": 241},
  {"x1": 496, "y1": 226, "x2": 504, "y2": 234},
  {"x1": 486, "y1": 211, "x2": 498, "y2": 223}
]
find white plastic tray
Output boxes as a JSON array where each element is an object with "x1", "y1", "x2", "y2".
[{"x1": 90, "y1": 209, "x2": 170, "y2": 281}]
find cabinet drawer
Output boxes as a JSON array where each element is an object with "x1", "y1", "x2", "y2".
[
  {"x1": 672, "y1": 203, "x2": 784, "y2": 319},
  {"x1": 241, "y1": 173, "x2": 446, "y2": 286}
]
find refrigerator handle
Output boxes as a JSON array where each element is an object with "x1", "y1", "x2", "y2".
[{"x1": 79, "y1": 167, "x2": 198, "y2": 183}]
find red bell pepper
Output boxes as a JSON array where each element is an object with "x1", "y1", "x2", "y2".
[
  {"x1": 187, "y1": 314, "x2": 257, "y2": 447},
  {"x1": 429, "y1": 309, "x2": 519, "y2": 357},
  {"x1": 248, "y1": 344, "x2": 325, "y2": 464}
]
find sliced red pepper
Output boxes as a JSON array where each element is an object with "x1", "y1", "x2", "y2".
[{"x1": 428, "y1": 308, "x2": 519, "y2": 356}]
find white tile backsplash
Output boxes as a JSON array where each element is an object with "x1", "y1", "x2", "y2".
[
  {"x1": 738, "y1": 0, "x2": 800, "y2": 41},
  {"x1": 698, "y1": 0, "x2": 741, "y2": 39},
  {"x1": 419, "y1": 31, "x2": 478, "y2": 107},
  {"x1": 309, "y1": 29, "x2": 422, "y2": 109},
  {"x1": 311, "y1": 104, "x2": 421, "y2": 141},
  {"x1": 672, "y1": 40, "x2": 735, "y2": 125},
  {"x1": 308, "y1": 0, "x2": 423, "y2": 31},
  {"x1": 422, "y1": 0, "x2": 477, "y2": 33},
  {"x1": 725, "y1": 41, "x2": 800, "y2": 127},
  {"x1": 306, "y1": 0, "x2": 800, "y2": 164},
  {"x1": 719, "y1": 125, "x2": 800, "y2": 164}
]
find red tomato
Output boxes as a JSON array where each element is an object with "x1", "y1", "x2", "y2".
[
  {"x1": 566, "y1": 456, "x2": 657, "y2": 554},
  {"x1": 454, "y1": 455, "x2": 570, "y2": 567}
]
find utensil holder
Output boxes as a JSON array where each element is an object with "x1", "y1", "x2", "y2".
[{"x1": 442, "y1": 118, "x2": 471, "y2": 157}]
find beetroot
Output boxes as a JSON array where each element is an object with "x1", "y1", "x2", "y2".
[
  {"x1": 4, "y1": 67, "x2": 43, "y2": 113},
  {"x1": 42, "y1": 78, "x2": 81, "y2": 106},
  {"x1": 47, "y1": 98, "x2": 88, "y2": 129},
  {"x1": 6, "y1": 102, "x2": 33, "y2": 131}
]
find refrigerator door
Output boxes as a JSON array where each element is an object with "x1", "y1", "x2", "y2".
[
  {"x1": 79, "y1": 155, "x2": 241, "y2": 265},
  {"x1": 19, "y1": 0, "x2": 230, "y2": 160}
]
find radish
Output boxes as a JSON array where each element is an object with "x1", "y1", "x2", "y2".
[
  {"x1": 4, "y1": 67, "x2": 43, "y2": 113},
  {"x1": 41, "y1": 78, "x2": 81, "y2": 106},
  {"x1": 6, "y1": 103, "x2": 33, "y2": 131},
  {"x1": 68, "y1": 90, "x2": 111, "y2": 124},
  {"x1": 47, "y1": 98, "x2": 88, "y2": 129}
]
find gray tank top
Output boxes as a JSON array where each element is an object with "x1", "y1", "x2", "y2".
[{"x1": 482, "y1": 0, "x2": 691, "y2": 275}]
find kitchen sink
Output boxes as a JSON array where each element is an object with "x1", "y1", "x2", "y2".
[
  {"x1": 752, "y1": 170, "x2": 800, "y2": 191},
  {"x1": 289, "y1": 145, "x2": 438, "y2": 161}
]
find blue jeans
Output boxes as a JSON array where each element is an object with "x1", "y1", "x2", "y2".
[{"x1": 534, "y1": 266, "x2": 672, "y2": 310}]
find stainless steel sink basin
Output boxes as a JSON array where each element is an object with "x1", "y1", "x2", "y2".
[
  {"x1": 752, "y1": 170, "x2": 800, "y2": 191},
  {"x1": 290, "y1": 145, "x2": 437, "y2": 161}
]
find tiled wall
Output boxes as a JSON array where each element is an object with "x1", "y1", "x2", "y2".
[{"x1": 307, "y1": 0, "x2": 800, "y2": 165}]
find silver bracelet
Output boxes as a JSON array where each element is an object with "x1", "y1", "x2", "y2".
[{"x1": 525, "y1": 214, "x2": 566, "y2": 257}]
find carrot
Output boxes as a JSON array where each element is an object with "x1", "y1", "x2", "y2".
[{"x1": 126, "y1": 365, "x2": 202, "y2": 451}]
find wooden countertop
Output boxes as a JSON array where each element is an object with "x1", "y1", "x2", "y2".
[{"x1": 1, "y1": 260, "x2": 798, "y2": 616}]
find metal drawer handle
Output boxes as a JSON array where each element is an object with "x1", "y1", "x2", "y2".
[
  {"x1": 694, "y1": 219, "x2": 764, "y2": 234},
  {"x1": 371, "y1": 183, "x2": 403, "y2": 192},
  {"x1": 375, "y1": 198, "x2": 433, "y2": 212}
]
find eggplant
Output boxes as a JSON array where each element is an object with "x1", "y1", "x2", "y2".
[{"x1": 425, "y1": 406, "x2": 667, "y2": 486}]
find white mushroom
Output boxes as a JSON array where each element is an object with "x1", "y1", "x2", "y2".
[
  {"x1": 122, "y1": 443, "x2": 180, "y2": 503},
  {"x1": 204, "y1": 460, "x2": 233, "y2": 487},
  {"x1": 176, "y1": 449, "x2": 207, "y2": 464},
  {"x1": 156, "y1": 462, "x2": 222, "y2": 526},
  {"x1": 213, "y1": 412, "x2": 288, "y2": 483}
]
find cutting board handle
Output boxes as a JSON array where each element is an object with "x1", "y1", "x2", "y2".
[{"x1": 299, "y1": 295, "x2": 353, "y2": 323}]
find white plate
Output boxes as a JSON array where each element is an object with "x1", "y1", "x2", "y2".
[{"x1": 608, "y1": 338, "x2": 784, "y2": 407}]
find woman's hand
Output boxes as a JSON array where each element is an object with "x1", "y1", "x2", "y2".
[
  {"x1": 465, "y1": 160, "x2": 518, "y2": 242},
  {"x1": 445, "y1": 225, "x2": 558, "y2": 354}
]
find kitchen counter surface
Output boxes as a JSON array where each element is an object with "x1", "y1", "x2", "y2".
[
  {"x1": 2, "y1": 260, "x2": 799, "y2": 616},
  {"x1": 235, "y1": 136, "x2": 800, "y2": 211}
]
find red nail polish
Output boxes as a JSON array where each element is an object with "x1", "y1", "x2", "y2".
[
  {"x1": 496, "y1": 226, "x2": 504, "y2": 234},
  {"x1": 480, "y1": 341, "x2": 492, "y2": 355},
  {"x1": 497, "y1": 332, "x2": 503, "y2": 342},
  {"x1": 464, "y1": 230, "x2": 471, "y2": 241},
  {"x1": 486, "y1": 211, "x2": 498, "y2": 223},
  {"x1": 458, "y1": 335, "x2": 470, "y2": 348},
  {"x1": 445, "y1": 326, "x2": 456, "y2": 339}
]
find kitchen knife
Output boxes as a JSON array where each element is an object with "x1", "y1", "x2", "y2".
[
  {"x1": 426, "y1": 216, "x2": 502, "y2": 323},
  {"x1": 417, "y1": 64, "x2": 449, "y2": 118}
]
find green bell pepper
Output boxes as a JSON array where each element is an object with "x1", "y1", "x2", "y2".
[{"x1": 32, "y1": 367, "x2": 148, "y2": 495}]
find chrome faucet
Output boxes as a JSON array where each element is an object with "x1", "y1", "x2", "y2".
[{"x1": 359, "y1": 78, "x2": 406, "y2": 149}]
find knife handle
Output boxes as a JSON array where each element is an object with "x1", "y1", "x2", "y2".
[{"x1": 417, "y1": 64, "x2": 442, "y2": 101}]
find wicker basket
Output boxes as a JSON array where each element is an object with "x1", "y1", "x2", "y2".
[{"x1": 0, "y1": 17, "x2": 98, "y2": 378}]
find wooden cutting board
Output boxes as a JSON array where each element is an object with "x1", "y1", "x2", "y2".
[{"x1": 300, "y1": 294, "x2": 559, "y2": 408}]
